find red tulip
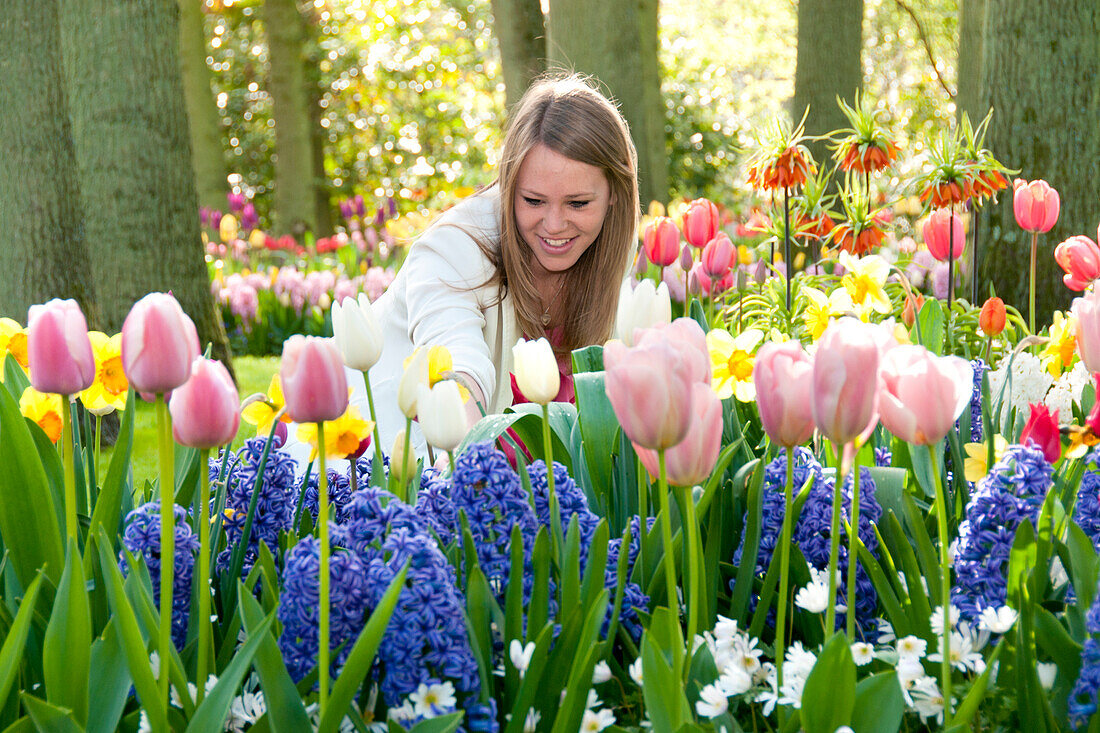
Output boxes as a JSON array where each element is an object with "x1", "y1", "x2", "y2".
[
  {"x1": 634, "y1": 382, "x2": 722, "y2": 486},
  {"x1": 753, "y1": 341, "x2": 815, "y2": 448},
  {"x1": 121, "y1": 292, "x2": 200, "y2": 394},
  {"x1": 922, "y1": 208, "x2": 966, "y2": 262},
  {"x1": 979, "y1": 297, "x2": 1007, "y2": 336},
  {"x1": 811, "y1": 318, "x2": 881, "y2": 445},
  {"x1": 1073, "y1": 288, "x2": 1100, "y2": 373},
  {"x1": 878, "y1": 346, "x2": 973, "y2": 445},
  {"x1": 681, "y1": 198, "x2": 719, "y2": 249},
  {"x1": 700, "y1": 233, "x2": 735, "y2": 281},
  {"x1": 279, "y1": 336, "x2": 348, "y2": 423},
  {"x1": 644, "y1": 216, "x2": 681, "y2": 267},
  {"x1": 27, "y1": 299, "x2": 95, "y2": 396},
  {"x1": 604, "y1": 338, "x2": 693, "y2": 450},
  {"x1": 1013, "y1": 179, "x2": 1060, "y2": 234},
  {"x1": 170, "y1": 357, "x2": 241, "y2": 448},
  {"x1": 1019, "y1": 403, "x2": 1060, "y2": 463},
  {"x1": 1055, "y1": 235, "x2": 1100, "y2": 291}
]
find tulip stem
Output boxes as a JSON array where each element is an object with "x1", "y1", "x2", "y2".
[
  {"x1": 447, "y1": 450, "x2": 456, "y2": 476},
  {"x1": 775, "y1": 447, "x2": 795, "y2": 693},
  {"x1": 637, "y1": 456, "x2": 648, "y2": 582},
  {"x1": 317, "y1": 421, "x2": 330, "y2": 716},
  {"x1": 1029, "y1": 231, "x2": 1038, "y2": 335},
  {"x1": 399, "y1": 416, "x2": 413, "y2": 502},
  {"x1": 542, "y1": 403, "x2": 556, "y2": 504},
  {"x1": 845, "y1": 459, "x2": 862, "y2": 639},
  {"x1": 361, "y1": 370, "x2": 385, "y2": 478},
  {"x1": 824, "y1": 442, "x2": 851, "y2": 636},
  {"x1": 61, "y1": 396, "x2": 77, "y2": 546},
  {"x1": 657, "y1": 450, "x2": 679, "y2": 622},
  {"x1": 783, "y1": 185, "x2": 792, "y2": 313},
  {"x1": 196, "y1": 448, "x2": 212, "y2": 704},
  {"x1": 675, "y1": 483, "x2": 700, "y2": 673},
  {"x1": 155, "y1": 394, "x2": 174, "y2": 706},
  {"x1": 927, "y1": 444, "x2": 953, "y2": 720},
  {"x1": 94, "y1": 415, "x2": 103, "y2": 496}
]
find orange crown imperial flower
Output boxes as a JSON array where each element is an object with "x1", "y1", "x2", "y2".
[
  {"x1": 745, "y1": 113, "x2": 817, "y2": 192},
  {"x1": 833, "y1": 94, "x2": 900, "y2": 175}
]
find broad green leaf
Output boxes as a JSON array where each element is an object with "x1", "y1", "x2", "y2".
[
  {"x1": 571, "y1": 371, "x2": 616, "y2": 501},
  {"x1": 458, "y1": 405, "x2": 575, "y2": 474},
  {"x1": 184, "y1": 610, "x2": 274, "y2": 733},
  {"x1": 86, "y1": 620, "x2": 131, "y2": 733},
  {"x1": 405, "y1": 713, "x2": 464, "y2": 733},
  {"x1": 0, "y1": 573, "x2": 44, "y2": 706},
  {"x1": 916, "y1": 298, "x2": 945, "y2": 354},
  {"x1": 2, "y1": 354, "x2": 30, "y2": 396},
  {"x1": 640, "y1": 608, "x2": 692, "y2": 732},
  {"x1": 43, "y1": 538, "x2": 91, "y2": 726},
  {"x1": 19, "y1": 694, "x2": 82, "y2": 733},
  {"x1": 550, "y1": 590, "x2": 609, "y2": 733},
  {"x1": 800, "y1": 632, "x2": 856, "y2": 733},
  {"x1": 238, "y1": 590, "x2": 312, "y2": 732},
  {"x1": 851, "y1": 672, "x2": 904, "y2": 733}
]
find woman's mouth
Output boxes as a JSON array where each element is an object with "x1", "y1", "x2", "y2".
[{"x1": 540, "y1": 236, "x2": 575, "y2": 251}]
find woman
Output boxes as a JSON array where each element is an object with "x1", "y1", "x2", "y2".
[{"x1": 352, "y1": 74, "x2": 639, "y2": 456}]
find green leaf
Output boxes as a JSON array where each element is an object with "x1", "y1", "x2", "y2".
[
  {"x1": 502, "y1": 624, "x2": 555, "y2": 733},
  {"x1": 949, "y1": 638, "x2": 1004, "y2": 727},
  {"x1": 86, "y1": 620, "x2": 132, "y2": 733},
  {"x1": 184, "y1": 610, "x2": 274, "y2": 733},
  {"x1": 640, "y1": 608, "x2": 692, "y2": 732},
  {"x1": 571, "y1": 371, "x2": 617, "y2": 505},
  {"x1": 800, "y1": 632, "x2": 856, "y2": 733},
  {"x1": 319, "y1": 563, "x2": 410, "y2": 733},
  {"x1": 550, "y1": 590, "x2": 609, "y2": 733},
  {"x1": 916, "y1": 298, "x2": 945, "y2": 354},
  {"x1": 0, "y1": 383, "x2": 65, "y2": 587},
  {"x1": 43, "y1": 538, "x2": 91, "y2": 726},
  {"x1": 19, "y1": 694, "x2": 82, "y2": 733},
  {"x1": 0, "y1": 573, "x2": 44, "y2": 706},
  {"x1": 729, "y1": 461, "x2": 764, "y2": 623},
  {"x1": 2, "y1": 354, "x2": 30, "y2": 395},
  {"x1": 570, "y1": 345, "x2": 604, "y2": 373},
  {"x1": 851, "y1": 672, "x2": 904, "y2": 733},
  {"x1": 405, "y1": 713, "x2": 464, "y2": 733},
  {"x1": 238, "y1": 589, "x2": 313, "y2": 733},
  {"x1": 458, "y1": 404, "x2": 576, "y2": 474}
]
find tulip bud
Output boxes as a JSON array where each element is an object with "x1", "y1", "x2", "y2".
[
  {"x1": 397, "y1": 346, "x2": 431, "y2": 418},
  {"x1": 979, "y1": 297, "x2": 1007, "y2": 336},
  {"x1": 1019, "y1": 403, "x2": 1060, "y2": 463},
  {"x1": 279, "y1": 336, "x2": 348, "y2": 423},
  {"x1": 632, "y1": 246, "x2": 650, "y2": 277},
  {"x1": 634, "y1": 382, "x2": 722, "y2": 486},
  {"x1": 681, "y1": 198, "x2": 720, "y2": 249},
  {"x1": 700, "y1": 233, "x2": 735, "y2": 281},
  {"x1": 417, "y1": 380, "x2": 468, "y2": 452},
  {"x1": 512, "y1": 337, "x2": 560, "y2": 405},
  {"x1": 921, "y1": 209, "x2": 966, "y2": 262},
  {"x1": 1055, "y1": 235, "x2": 1100, "y2": 291},
  {"x1": 679, "y1": 242, "x2": 694, "y2": 273},
  {"x1": 331, "y1": 293, "x2": 383, "y2": 371},
  {"x1": 390, "y1": 428, "x2": 418, "y2": 485},
  {"x1": 170, "y1": 357, "x2": 241, "y2": 448},
  {"x1": 753, "y1": 341, "x2": 815, "y2": 448},
  {"x1": 901, "y1": 292, "x2": 925, "y2": 328},
  {"x1": 643, "y1": 216, "x2": 682, "y2": 267},
  {"x1": 27, "y1": 299, "x2": 96, "y2": 396},
  {"x1": 1013, "y1": 179, "x2": 1060, "y2": 234},
  {"x1": 121, "y1": 292, "x2": 201, "y2": 394}
]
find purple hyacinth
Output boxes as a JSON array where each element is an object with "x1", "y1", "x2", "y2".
[
  {"x1": 1073, "y1": 449, "x2": 1100, "y2": 551},
  {"x1": 1069, "y1": 576, "x2": 1100, "y2": 728}
]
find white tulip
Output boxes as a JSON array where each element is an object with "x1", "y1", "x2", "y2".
[
  {"x1": 416, "y1": 380, "x2": 467, "y2": 452},
  {"x1": 614, "y1": 278, "x2": 671, "y2": 346},
  {"x1": 397, "y1": 346, "x2": 431, "y2": 418},
  {"x1": 389, "y1": 428, "x2": 418, "y2": 484},
  {"x1": 331, "y1": 293, "x2": 383, "y2": 371},
  {"x1": 512, "y1": 337, "x2": 559, "y2": 405}
]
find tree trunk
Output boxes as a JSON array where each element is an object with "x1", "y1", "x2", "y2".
[
  {"x1": 178, "y1": 0, "x2": 228, "y2": 213},
  {"x1": 955, "y1": 0, "x2": 987, "y2": 123},
  {"x1": 300, "y1": 2, "x2": 333, "y2": 236},
  {"x1": 792, "y1": 0, "x2": 864, "y2": 165},
  {"x1": 59, "y1": 0, "x2": 233, "y2": 372},
  {"x1": 547, "y1": 0, "x2": 667, "y2": 206},
  {"x1": 490, "y1": 0, "x2": 546, "y2": 111},
  {"x1": 264, "y1": 0, "x2": 322, "y2": 236},
  {"x1": 980, "y1": 0, "x2": 1100, "y2": 324},
  {"x1": 0, "y1": 1, "x2": 100, "y2": 326}
]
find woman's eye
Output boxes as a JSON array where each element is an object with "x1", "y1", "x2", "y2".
[
  {"x1": 523, "y1": 197, "x2": 542, "y2": 206},
  {"x1": 568, "y1": 200, "x2": 590, "y2": 209}
]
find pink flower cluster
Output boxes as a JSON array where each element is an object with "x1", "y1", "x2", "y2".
[{"x1": 214, "y1": 266, "x2": 395, "y2": 326}]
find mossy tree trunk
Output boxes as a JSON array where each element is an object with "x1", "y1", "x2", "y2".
[
  {"x1": 178, "y1": 0, "x2": 228, "y2": 213},
  {"x1": 59, "y1": 0, "x2": 232, "y2": 371},
  {"x1": 301, "y1": 2, "x2": 333, "y2": 236},
  {"x1": 979, "y1": 0, "x2": 1100, "y2": 324},
  {"x1": 264, "y1": 0, "x2": 324, "y2": 236},
  {"x1": 955, "y1": 0, "x2": 987, "y2": 123},
  {"x1": 791, "y1": 0, "x2": 863, "y2": 166},
  {"x1": 0, "y1": 1, "x2": 100, "y2": 325},
  {"x1": 490, "y1": 0, "x2": 546, "y2": 111},
  {"x1": 547, "y1": 0, "x2": 667, "y2": 207}
]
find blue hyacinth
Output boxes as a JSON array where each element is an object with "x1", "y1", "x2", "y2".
[
  {"x1": 952, "y1": 443, "x2": 1052, "y2": 622},
  {"x1": 967, "y1": 358, "x2": 987, "y2": 442},
  {"x1": 120, "y1": 502, "x2": 200, "y2": 649},
  {"x1": 1073, "y1": 449, "x2": 1100, "y2": 551},
  {"x1": 1069, "y1": 576, "x2": 1100, "y2": 728}
]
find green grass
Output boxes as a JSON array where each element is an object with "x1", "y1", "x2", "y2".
[{"x1": 103, "y1": 356, "x2": 280, "y2": 488}]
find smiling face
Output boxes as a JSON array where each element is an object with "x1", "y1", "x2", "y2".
[{"x1": 513, "y1": 144, "x2": 613, "y2": 278}]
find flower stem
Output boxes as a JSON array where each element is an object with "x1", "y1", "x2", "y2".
[
  {"x1": 846, "y1": 459, "x2": 862, "y2": 639},
  {"x1": 948, "y1": 204, "x2": 956, "y2": 313},
  {"x1": 94, "y1": 415, "x2": 102, "y2": 495},
  {"x1": 542, "y1": 403, "x2": 563, "y2": 549},
  {"x1": 155, "y1": 395, "x2": 174, "y2": 706},
  {"x1": 196, "y1": 448, "x2": 212, "y2": 703},
  {"x1": 775, "y1": 448, "x2": 795, "y2": 691},
  {"x1": 825, "y1": 442, "x2": 852, "y2": 636},
  {"x1": 928, "y1": 444, "x2": 953, "y2": 720},
  {"x1": 362, "y1": 369, "x2": 385, "y2": 477},
  {"x1": 399, "y1": 416, "x2": 413, "y2": 502},
  {"x1": 1029, "y1": 231, "x2": 1038, "y2": 334},
  {"x1": 637, "y1": 456, "x2": 648, "y2": 582},
  {"x1": 676, "y1": 483, "x2": 700, "y2": 669},
  {"x1": 318, "y1": 421, "x2": 330, "y2": 716},
  {"x1": 61, "y1": 397, "x2": 76, "y2": 545},
  {"x1": 656, "y1": 450, "x2": 678, "y2": 621},
  {"x1": 783, "y1": 185, "x2": 792, "y2": 313}
]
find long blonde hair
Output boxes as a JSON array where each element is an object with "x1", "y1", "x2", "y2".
[{"x1": 486, "y1": 74, "x2": 640, "y2": 353}]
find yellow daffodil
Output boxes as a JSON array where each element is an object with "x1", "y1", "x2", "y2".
[
  {"x1": 838, "y1": 251, "x2": 892, "y2": 315},
  {"x1": 738, "y1": 245, "x2": 753, "y2": 266},
  {"x1": 19, "y1": 387, "x2": 64, "y2": 443},
  {"x1": 81, "y1": 331, "x2": 128, "y2": 415},
  {"x1": 241, "y1": 375, "x2": 293, "y2": 436},
  {"x1": 801, "y1": 286, "x2": 854, "y2": 341},
  {"x1": 0, "y1": 317, "x2": 29, "y2": 372},
  {"x1": 403, "y1": 345, "x2": 470, "y2": 400},
  {"x1": 296, "y1": 404, "x2": 373, "y2": 460},
  {"x1": 1040, "y1": 311, "x2": 1077, "y2": 378},
  {"x1": 963, "y1": 434, "x2": 1008, "y2": 483},
  {"x1": 706, "y1": 328, "x2": 764, "y2": 402}
]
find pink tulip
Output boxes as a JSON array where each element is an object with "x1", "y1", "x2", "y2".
[
  {"x1": 1020, "y1": 403, "x2": 1061, "y2": 464},
  {"x1": 700, "y1": 233, "x2": 735, "y2": 281},
  {"x1": 811, "y1": 318, "x2": 881, "y2": 445},
  {"x1": 687, "y1": 262, "x2": 711, "y2": 296},
  {"x1": 753, "y1": 341, "x2": 815, "y2": 448},
  {"x1": 121, "y1": 292, "x2": 200, "y2": 394},
  {"x1": 682, "y1": 198, "x2": 719, "y2": 249},
  {"x1": 1073, "y1": 288, "x2": 1100, "y2": 373},
  {"x1": 1055, "y1": 235, "x2": 1100, "y2": 291},
  {"x1": 635, "y1": 382, "x2": 722, "y2": 485},
  {"x1": 922, "y1": 208, "x2": 966, "y2": 262},
  {"x1": 1013, "y1": 179, "x2": 1060, "y2": 233},
  {"x1": 604, "y1": 338, "x2": 693, "y2": 450},
  {"x1": 170, "y1": 357, "x2": 241, "y2": 448},
  {"x1": 644, "y1": 216, "x2": 681, "y2": 267},
  {"x1": 279, "y1": 336, "x2": 348, "y2": 423},
  {"x1": 679, "y1": 242, "x2": 695, "y2": 272},
  {"x1": 27, "y1": 299, "x2": 95, "y2": 395},
  {"x1": 877, "y1": 345, "x2": 973, "y2": 445},
  {"x1": 634, "y1": 317, "x2": 711, "y2": 385}
]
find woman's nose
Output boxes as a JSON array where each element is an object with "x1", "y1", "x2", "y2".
[{"x1": 543, "y1": 206, "x2": 567, "y2": 233}]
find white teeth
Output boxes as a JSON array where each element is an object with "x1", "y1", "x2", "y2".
[{"x1": 544, "y1": 238, "x2": 571, "y2": 246}]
